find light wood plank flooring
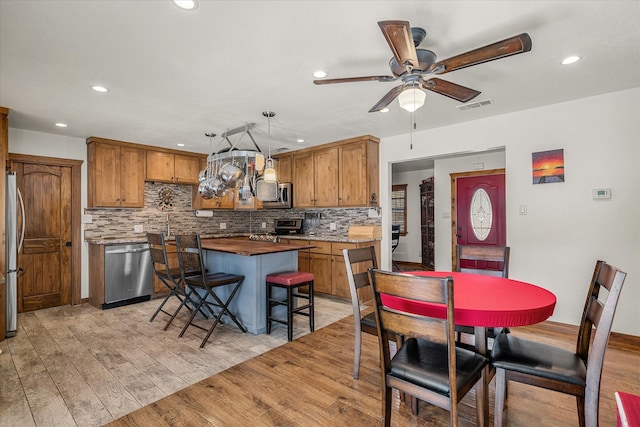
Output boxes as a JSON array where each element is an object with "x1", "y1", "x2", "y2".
[
  {"x1": 0, "y1": 295, "x2": 353, "y2": 427},
  {"x1": 2, "y1": 296, "x2": 639, "y2": 426}
]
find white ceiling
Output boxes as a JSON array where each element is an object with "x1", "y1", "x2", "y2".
[{"x1": 1, "y1": 1, "x2": 639, "y2": 155}]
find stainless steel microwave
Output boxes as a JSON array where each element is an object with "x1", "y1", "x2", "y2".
[{"x1": 262, "y1": 182, "x2": 292, "y2": 209}]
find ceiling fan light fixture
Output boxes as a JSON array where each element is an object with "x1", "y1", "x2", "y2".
[{"x1": 398, "y1": 87, "x2": 426, "y2": 112}]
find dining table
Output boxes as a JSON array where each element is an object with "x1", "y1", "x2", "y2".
[{"x1": 382, "y1": 270, "x2": 557, "y2": 427}]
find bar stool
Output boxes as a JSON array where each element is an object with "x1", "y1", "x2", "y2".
[{"x1": 266, "y1": 271, "x2": 315, "y2": 341}]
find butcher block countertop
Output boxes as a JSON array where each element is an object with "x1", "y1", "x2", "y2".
[
  {"x1": 86, "y1": 233, "x2": 380, "y2": 245},
  {"x1": 200, "y1": 238, "x2": 316, "y2": 256}
]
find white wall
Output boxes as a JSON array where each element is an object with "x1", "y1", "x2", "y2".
[
  {"x1": 380, "y1": 88, "x2": 640, "y2": 336},
  {"x1": 8, "y1": 128, "x2": 90, "y2": 299}
]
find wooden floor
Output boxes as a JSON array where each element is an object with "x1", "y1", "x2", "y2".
[
  {"x1": 0, "y1": 295, "x2": 353, "y2": 427},
  {"x1": 1, "y1": 298, "x2": 639, "y2": 427}
]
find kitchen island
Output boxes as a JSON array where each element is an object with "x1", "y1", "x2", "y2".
[{"x1": 198, "y1": 238, "x2": 315, "y2": 334}]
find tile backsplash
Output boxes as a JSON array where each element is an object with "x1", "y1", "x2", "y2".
[{"x1": 84, "y1": 182, "x2": 381, "y2": 240}]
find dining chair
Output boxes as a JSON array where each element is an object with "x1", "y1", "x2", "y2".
[
  {"x1": 491, "y1": 260, "x2": 627, "y2": 427},
  {"x1": 455, "y1": 244, "x2": 511, "y2": 343},
  {"x1": 368, "y1": 269, "x2": 488, "y2": 426},
  {"x1": 342, "y1": 246, "x2": 381, "y2": 379},
  {"x1": 175, "y1": 234, "x2": 246, "y2": 348},
  {"x1": 147, "y1": 232, "x2": 204, "y2": 330}
]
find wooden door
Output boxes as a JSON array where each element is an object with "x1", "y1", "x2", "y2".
[
  {"x1": 314, "y1": 148, "x2": 339, "y2": 206},
  {"x1": 453, "y1": 172, "x2": 506, "y2": 268},
  {"x1": 119, "y1": 146, "x2": 145, "y2": 207},
  {"x1": 13, "y1": 161, "x2": 72, "y2": 312},
  {"x1": 293, "y1": 152, "x2": 315, "y2": 207},
  {"x1": 338, "y1": 142, "x2": 367, "y2": 206}
]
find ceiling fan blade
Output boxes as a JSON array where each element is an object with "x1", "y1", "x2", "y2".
[
  {"x1": 429, "y1": 33, "x2": 532, "y2": 74},
  {"x1": 313, "y1": 75, "x2": 396, "y2": 85},
  {"x1": 368, "y1": 85, "x2": 405, "y2": 113},
  {"x1": 378, "y1": 20, "x2": 419, "y2": 70},
  {"x1": 422, "y1": 78, "x2": 481, "y2": 103}
]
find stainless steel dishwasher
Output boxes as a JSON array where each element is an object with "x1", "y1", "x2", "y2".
[{"x1": 103, "y1": 243, "x2": 154, "y2": 308}]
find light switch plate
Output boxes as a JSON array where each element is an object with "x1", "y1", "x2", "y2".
[
  {"x1": 330, "y1": 222, "x2": 337, "y2": 230},
  {"x1": 133, "y1": 224, "x2": 144, "y2": 233},
  {"x1": 220, "y1": 222, "x2": 227, "y2": 230},
  {"x1": 82, "y1": 214, "x2": 93, "y2": 224}
]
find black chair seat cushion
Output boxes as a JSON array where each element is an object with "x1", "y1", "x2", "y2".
[
  {"x1": 491, "y1": 333, "x2": 587, "y2": 386},
  {"x1": 185, "y1": 272, "x2": 244, "y2": 288},
  {"x1": 390, "y1": 337, "x2": 487, "y2": 396}
]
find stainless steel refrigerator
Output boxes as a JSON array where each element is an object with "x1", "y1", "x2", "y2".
[{"x1": 5, "y1": 172, "x2": 24, "y2": 338}]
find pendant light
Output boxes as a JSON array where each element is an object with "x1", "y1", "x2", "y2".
[{"x1": 262, "y1": 111, "x2": 277, "y2": 182}]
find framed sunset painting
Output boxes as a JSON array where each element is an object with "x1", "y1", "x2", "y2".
[{"x1": 532, "y1": 149, "x2": 565, "y2": 184}]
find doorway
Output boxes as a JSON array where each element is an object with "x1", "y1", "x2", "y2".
[
  {"x1": 450, "y1": 168, "x2": 506, "y2": 269},
  {"x1": 9, "y1": 154, "x2": 82, "y2": 311}
]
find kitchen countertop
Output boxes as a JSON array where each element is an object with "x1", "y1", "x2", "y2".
[
  {"x1": 200, "y1": 238, "x2": 316, "y2": 256},
  {"x1": 85, "y1": 233, "x2": 380, "y2": 245}
]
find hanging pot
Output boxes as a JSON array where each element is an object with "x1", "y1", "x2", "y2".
[
  {"x1": 220, "y1": 162, "x2": 243, "y2": 187},
  {"x1": 198, "y1": 180, "x2": 214, "y2": 199}
]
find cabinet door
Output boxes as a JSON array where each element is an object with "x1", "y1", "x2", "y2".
[
  {"x1": 119, "y1": 146, "x2": 145, "y2": 208},
  {"x1": 293, "y1": 152, "x2": 315, "y2": 207},
  {"x1": 146, "y1": 151, "x2": 174, "y2": 182},
  {"x1": 331, "y1": 254, "x2": 351, "y2": 299},
  {"x1": 92, "y1": 143, "x2": 121, "y2": 206},
  {"x1": 276, "y1": 154, "x2": 293, "y2": 183},
  {"x1": 314, "y1": 148, "x2": 339, "y2": 207},
  {"x1": 339, "y1": 142, "x2": 368, "y2": 206},
  {"x1": 174, "y1": 154, "x2": 201, "y2": 184},
  {"x1": 309, "y1": 252, "x2": 332, "y2": 294}
]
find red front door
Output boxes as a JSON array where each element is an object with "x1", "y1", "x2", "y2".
[{"x1": 456, "y1": 173, "x2": 506, "y2": 247}]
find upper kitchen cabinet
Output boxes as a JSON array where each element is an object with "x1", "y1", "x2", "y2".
[
  {"x1": 146, "y1": 150, "x2": 201, "y2": 184},
  {"x1": 274, "y1": 153, "x2": 293, "y2": 183},
  {"x1": 87, "y1": 138, "x2": 145, "y2": 208},
  {"x1": 291, "y1": 135, "x2": 379, "y2": 208}
]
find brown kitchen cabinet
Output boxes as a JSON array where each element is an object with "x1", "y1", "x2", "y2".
[
  {"x1": 281, "y1": 239, "x2": 379, "y2": 301},
  {"x1": 293, "y1": 148, "x2": 339, "y2": 208},
  {"x1": 146, "y1": 150, "x2": 201, "y2": 184},
  {"x1": 192, "y1": 186, "x2": 236, "y2": 209},
  {"x1": 274, "y1": 153, "x2": 293, "y2": 183},
  {"x1": 291, "y1": 135, "x2": 379, "y2": 208},
  {"x1": 87, "y1": 138, "x2": 145, "y2": 208}
]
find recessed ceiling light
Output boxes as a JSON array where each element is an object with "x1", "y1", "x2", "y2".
[
  {"x1": 380, "y1": 108, "x2": 390, "y2": 113},
  {"x1": 91, "y1": 85, "x2": 109, "y2": 93},
  {"x1": 313, "y1": 70, "x2": 328, "y2": 78},
  {"x1": 297, "y1": 139, "x2": 305, "y2": 143},
  {"x1": 55, "y1": 122, "x2": 68, "y2": 128},
  {"x1": 177, "y1": 143, "x2": 185, "y2": 147},
  {"x1": 174, "y1": 0, "x2": 197, "y2": 10},
  {"x1": 562, "y1": 56, "x2": 581, "y2": 65}
]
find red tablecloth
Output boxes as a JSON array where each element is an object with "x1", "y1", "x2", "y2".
[
  {"x1": 381, "y1": 271, "x2": 556, "y2": 328},
  {"x1": 616, "y1": 391, "x2": 640, "y2": 427}
]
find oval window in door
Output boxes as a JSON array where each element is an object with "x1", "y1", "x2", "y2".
[{"x1": 470, "y1": 188, "x2": 493, "y2": 241}]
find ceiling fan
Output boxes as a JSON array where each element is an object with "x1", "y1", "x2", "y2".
[{"x1": 314, "y1": 20, "x2": 532, "y2": 113}]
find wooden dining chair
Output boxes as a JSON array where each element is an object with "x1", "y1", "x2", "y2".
[
  {"x1": 491, "y1": 260, "x2": 627, "y2": 427},
  {"x1": 455, "y1": 244, "x2": 511, "y2": 342},
  {"x1": 175, "y1": 234, "x2": 246, "y2": 348},
  {"x1": 342, "y1": 246, "x2": 380, "y2": 379},
  {"x1": 368, "y1": 269, "x2": 488, "y2": 427}
]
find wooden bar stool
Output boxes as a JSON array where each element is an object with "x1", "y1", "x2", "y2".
[{"x1": 266, "y1": 271, "x2": 315, "y2": 341}]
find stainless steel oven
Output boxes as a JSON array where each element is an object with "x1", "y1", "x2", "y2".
[{"x1": 262, "y1": 182, "x2": 293, "y2": 209}]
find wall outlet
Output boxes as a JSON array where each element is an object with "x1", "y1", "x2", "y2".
[
  {"x1": 82, "y1": 214, "x2": 93, "y2": 224},
  {"x1": 261, "y1": 222, "x2": 266, "y2": 229},
  {"x1": 133, "y1": 224, "x2": 144, "y2": 233},
  {"x1": 220, "y1": 222, "x2": 227, "y2": 230},
  {"x1": 330, "y1": 222, "x2": 337, "y2": 230}
]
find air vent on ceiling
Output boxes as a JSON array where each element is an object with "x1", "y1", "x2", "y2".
[{"x1": 457, "y1": 99, "x2": 493, "y2": 111}]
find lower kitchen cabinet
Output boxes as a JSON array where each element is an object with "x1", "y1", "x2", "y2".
[{"x1": 281, "y1": 239, "x2": 379, "y2": 301}]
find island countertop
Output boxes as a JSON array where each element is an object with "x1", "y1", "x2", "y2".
[{"x1": 199, "y1": 237, "x2": 316, "y2": 256}]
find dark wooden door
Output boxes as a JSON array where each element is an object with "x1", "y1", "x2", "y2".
[
  {"x1": 456, "y1": 173, "x2": 506, "y2": 247},
  {"x1": 13, "y1": 161, "x2": 72, "y2": 312}
]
